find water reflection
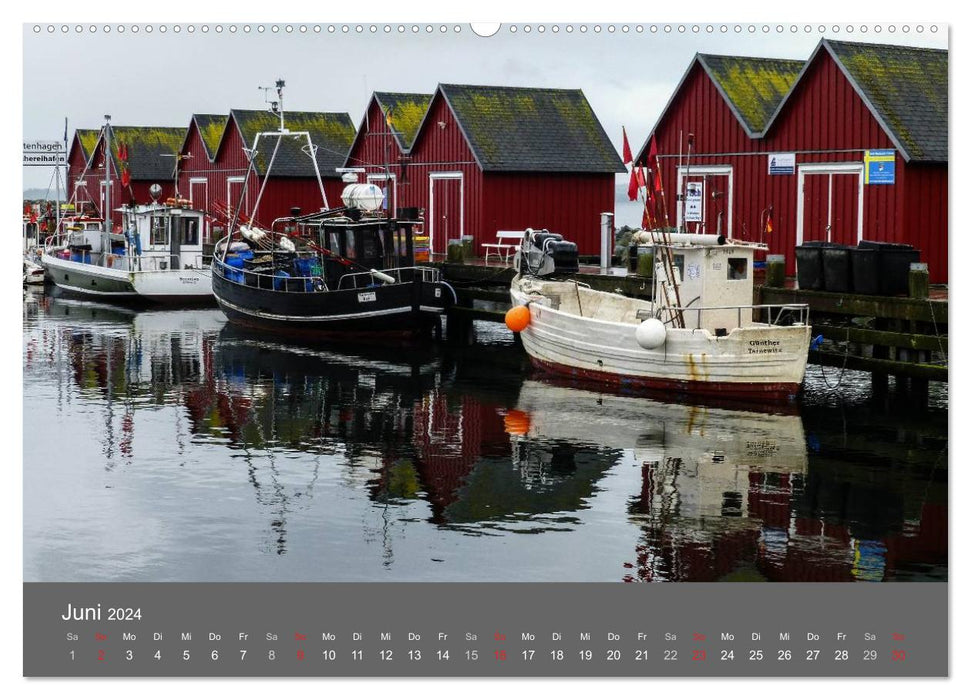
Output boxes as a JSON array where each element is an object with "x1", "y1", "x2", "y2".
[{"x1": 23, "y1": 292, "x2": 946, "y2": 582}]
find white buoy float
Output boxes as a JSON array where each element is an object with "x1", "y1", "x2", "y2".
[{"x1": 635, "y1": 317, "x2": 667, "y2": 349}]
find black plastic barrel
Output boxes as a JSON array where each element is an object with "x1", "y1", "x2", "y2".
[
  {"x1": 858, "y1": 240, "x2": 921, "y2": 295},
  {"x1": 849, "y1": 247, "x2": 880, "y2": 295},
  {"x1": 794, "y1": 241, "x2": 834, "y2": 290},
  {"x1": 821, "y1": 245, "x2": 853, "y2": 293}
]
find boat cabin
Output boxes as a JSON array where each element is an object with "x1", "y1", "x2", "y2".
[
  {"x1": 653, "y1": 242, "x2": 760, "y2": 334},
  {"x1": 119, "y1": 203, "x2": 208, "y2": 271},
  {"x1": 306, "y1": 215, "x2": 421, "y2": 290}
]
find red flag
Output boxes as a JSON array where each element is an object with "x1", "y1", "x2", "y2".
[
  {"x1": 627, "y1": 167, "x2": 639, "y2": 201},
  {"x1": 766, "y1": 213, "x2": 774, "y2": 234},
  {"x1": 29, "y1": 212, "x2": 37, "y2": 224},
  {"x1": 117, "y1": 142, "x2": 128, "y2": 162},
  {"x1": 641, "y1": 208, "x2": 650, "y2": 229},
  {"x1": 636, "y1": 166, "x2": 646, "y2": 188},
  {"x1": 648, "y1": 136, "x2": 662, "y2": 194},
  {"x1": 622, "y1": 127, "x2": 633, "y2": 165},
  {"x1": 121, "y1": 167, "x2": 131, "y2": 188}
]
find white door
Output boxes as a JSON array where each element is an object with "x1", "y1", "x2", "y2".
[
  {"x1": 428, "y1": 172, "x2": 463, "y2": 257},
  {"x1": 796, "y1": 163, "x2": 864, "y2": 245}
]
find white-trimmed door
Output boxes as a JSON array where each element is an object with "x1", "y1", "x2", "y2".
[
  {"x1": 189, "y1": 178, "x2": 209, "y2": 241},
  {"x1": 226, "y1": 177, "x2": 250, "y2": 221},
  {"x1": 676, "y1": 165, "x2": 733, "y2": 236},
  {"x1": 429, "y1": 172, "x2": 463, "y2": 257},
  {"x1": 796, "y1": 163, "x2": 864, "y2": 245}
]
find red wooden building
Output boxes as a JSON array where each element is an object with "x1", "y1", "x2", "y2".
[
  {"x1": 174, "y1": 113, "x2": 228, "y2": 235},
  {"x1": 67, "y1": 125, "x2": 186, "y2": 228},
  {"x1": 349, "y1": 84, "x2": 625, "y2": 257},
  {"x1": 192, "y1": 109, "x2": 356, "y2": 234},
  {"x1": 344, "y1": 92, "x2": 433, "y2": 214},
  {"x1": 635, "y1": 39, "x2": 948, "y2": 283}
]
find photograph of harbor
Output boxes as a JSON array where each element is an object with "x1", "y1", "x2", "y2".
[{"x1": 23, "y1": 22, "x2": 947, "y2": 584}]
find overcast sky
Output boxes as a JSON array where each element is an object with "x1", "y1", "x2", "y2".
[{"x1": 21, "y1": 21, "x2": 948, "y2": 226}]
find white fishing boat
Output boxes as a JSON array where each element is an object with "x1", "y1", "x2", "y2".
[
  {"x1": 509, "y1": 229, "x2": 812, "y2": 401},
  {"x1": 41, "y1": 198, "x2": 212, "y2": 303}
]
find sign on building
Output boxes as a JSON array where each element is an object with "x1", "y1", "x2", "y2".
[
  {"x1": 768, "y1": 152, "x2": 796, "y2": 175},
  {"x1": 865, "y1": 149, "x2": 896, "y2": 185},
  {"x1": 23, "y1": 140, "x2": 66, "y2": 167},
  {"x1": 684, "y1": 181, "x2": 704, "y2": 222}
]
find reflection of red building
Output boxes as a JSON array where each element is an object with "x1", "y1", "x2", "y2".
[
  {"x1": 410, "y1": 391, "x2": 509, "y2": 519},
  {"x1": 628, "y1": 460, "x2": 946, "y2": 583}
]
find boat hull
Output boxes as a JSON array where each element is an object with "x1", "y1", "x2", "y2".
[
  {"x1": 212, "y1": 269, "x2": 449, "y2": 340},
  {"x1": 511, "y1": 278, "x2": 811, "y2": 402},
  {"x1": 42, "y1": 254, "x2": 213, "y2": 304}
]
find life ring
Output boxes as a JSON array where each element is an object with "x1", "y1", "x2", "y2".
[{"x1": 312, "y1": 277, "x2": 327, "y2": 292}]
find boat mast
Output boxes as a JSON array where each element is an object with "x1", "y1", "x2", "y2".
[{"x1": 103, "y1": 115, "x2": 112, "y2": 232}]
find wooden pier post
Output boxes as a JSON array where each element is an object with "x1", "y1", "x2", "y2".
[{"x1": 908, "y1": 262, "x2": 931, "y2": 407}]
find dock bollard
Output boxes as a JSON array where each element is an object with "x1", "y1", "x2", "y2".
[
  {"x1": 908, "y1": 262, "x2": 929, "y2": 299},
  {"x1": 766, "y1": 254, "x2": 786, "y2": 287}
]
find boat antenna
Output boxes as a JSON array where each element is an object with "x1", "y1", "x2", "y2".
[{"x1": 259, "y1": 78, "x2": 287, "y2": 132}]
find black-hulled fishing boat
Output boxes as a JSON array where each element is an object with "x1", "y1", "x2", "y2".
[{"x1": 211, "y1": 191, "x2": 454, "y2": 339}]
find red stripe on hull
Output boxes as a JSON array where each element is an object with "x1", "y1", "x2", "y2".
[{"x1": 528, "y1": 356, "x2": 801, "y2": 402}]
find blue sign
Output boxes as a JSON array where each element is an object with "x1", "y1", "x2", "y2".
[{"x1": 866, "y1": 149, "x2": 896, "y2": 185}]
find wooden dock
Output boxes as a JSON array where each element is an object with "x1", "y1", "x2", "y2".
[{"x1": 434, "y1": 260, "x2": 948, "y2": 393}]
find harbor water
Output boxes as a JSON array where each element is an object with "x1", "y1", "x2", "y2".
[{"x1": 23, "y1": 291, "x2": 947, "y2": 583}]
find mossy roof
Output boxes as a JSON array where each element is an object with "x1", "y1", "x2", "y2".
[
  {"x1": 75, "y1": 129, "x2": 101, "y2": 161},
  {"x1": 192, "y1": 114, "x2": 228, "y2": 160},
  {"x1": 374, "y1": 92, "x2": 432, "y2": 150},
  {"x1": 824, "y1": 39, "x2": 948, "y2": 162},
  {"x1": 697, "y1": 54, "x2": 804, "y2": 136},
  {"x1": 436, "y1": 84, "x2": 625, "y2": 173},
  {"x1": 230, "y1": 109, "x2": 356, "y2": 177},
  {"x1": 105, "y1": 126, "x2": 187, "y2": 180}
]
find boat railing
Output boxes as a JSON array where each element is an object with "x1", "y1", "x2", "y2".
[
  {"x1": 336, "y1": 266, "x2": 440, "y2": 290},
  {"x1": 660, "y1": 303, "x2": 810, "y2": 330},
  {"x1": 213, "y1": 256, "x2": 324, "y2": 293},
  {"x1": 213, "y1": 257, "x2": 440, "y2": 293}
]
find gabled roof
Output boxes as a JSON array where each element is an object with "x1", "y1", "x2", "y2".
[
  {"x1": 106, "y1": 126, "x2": 187, "y2": 180},
  {"x1": 817, "y1": 39, "x2": 947, "y2": 163},
  {"x1": 698, "y1": 54, "x2": 804, "y2": 136},
  {"x1": 75, "y1": 129, "x2": 101, "y2": 162},
  {"x1": 228, "y1": 109, "x2": 356, "y2": 178},
  {"x1": 635, "y1": 53, "x2": 802, "y2": 161},
  {"x1": 186, "y1": 114, "x2": 228, "y2": 161},
  {"x1": 423, "y1": 84, "x2": 624, "y2": 173},
  {"x1": 374, "y1": 92, "x2": 433, "y2": 151}
]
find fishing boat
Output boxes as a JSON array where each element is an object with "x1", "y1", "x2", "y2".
[
  {"x1": 211, "y1": 81, "x2": 453, "y2": 340},
  {"x1": 212, "y1": 187, "x2": 454, "y2": 340},
  {"x1": 508, "y1": 228, "x2": 812, "y2": 401},
  {"x1": 40, "y1": 198, "x2": 212, "y2": 303}
]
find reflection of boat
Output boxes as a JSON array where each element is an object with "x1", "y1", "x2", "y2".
[
  {"x1": 510, "y1": 229, "x2": 812, "y2": 401},
  {"x1": 41, "y1": 202, "x2": 212, "y2": 303},
  {"x1": 511, "y1": 378, "x2": 808, "y2": 474}
]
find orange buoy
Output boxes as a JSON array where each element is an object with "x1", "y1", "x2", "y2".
[
  {"x1": 503, "y1": 409, "x2": 532, "y2": 436},
  {"x1": 505, "y1": 305, "x2": 531, "y2": 332}
]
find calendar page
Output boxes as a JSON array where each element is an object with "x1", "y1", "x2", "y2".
[{"x1": 19, "y1": 6, "x2": 950, "y2": 688}]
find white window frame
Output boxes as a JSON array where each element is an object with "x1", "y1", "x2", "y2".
[
  {"x1": 428, "y1": 172, "x2": 464, "y2": 257},
  {"x1": 676, "y1": 165, "x2": 733, "y2": 236},
  {"x1": 796, "y1": 162, "x2": 865, "y2": 245},
  {"x1": 226, "y1": 177, "x2": 248, "y2": 217},
  {"x1": 366, "y1": 172, "x2": 397, "y2": 213}
]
